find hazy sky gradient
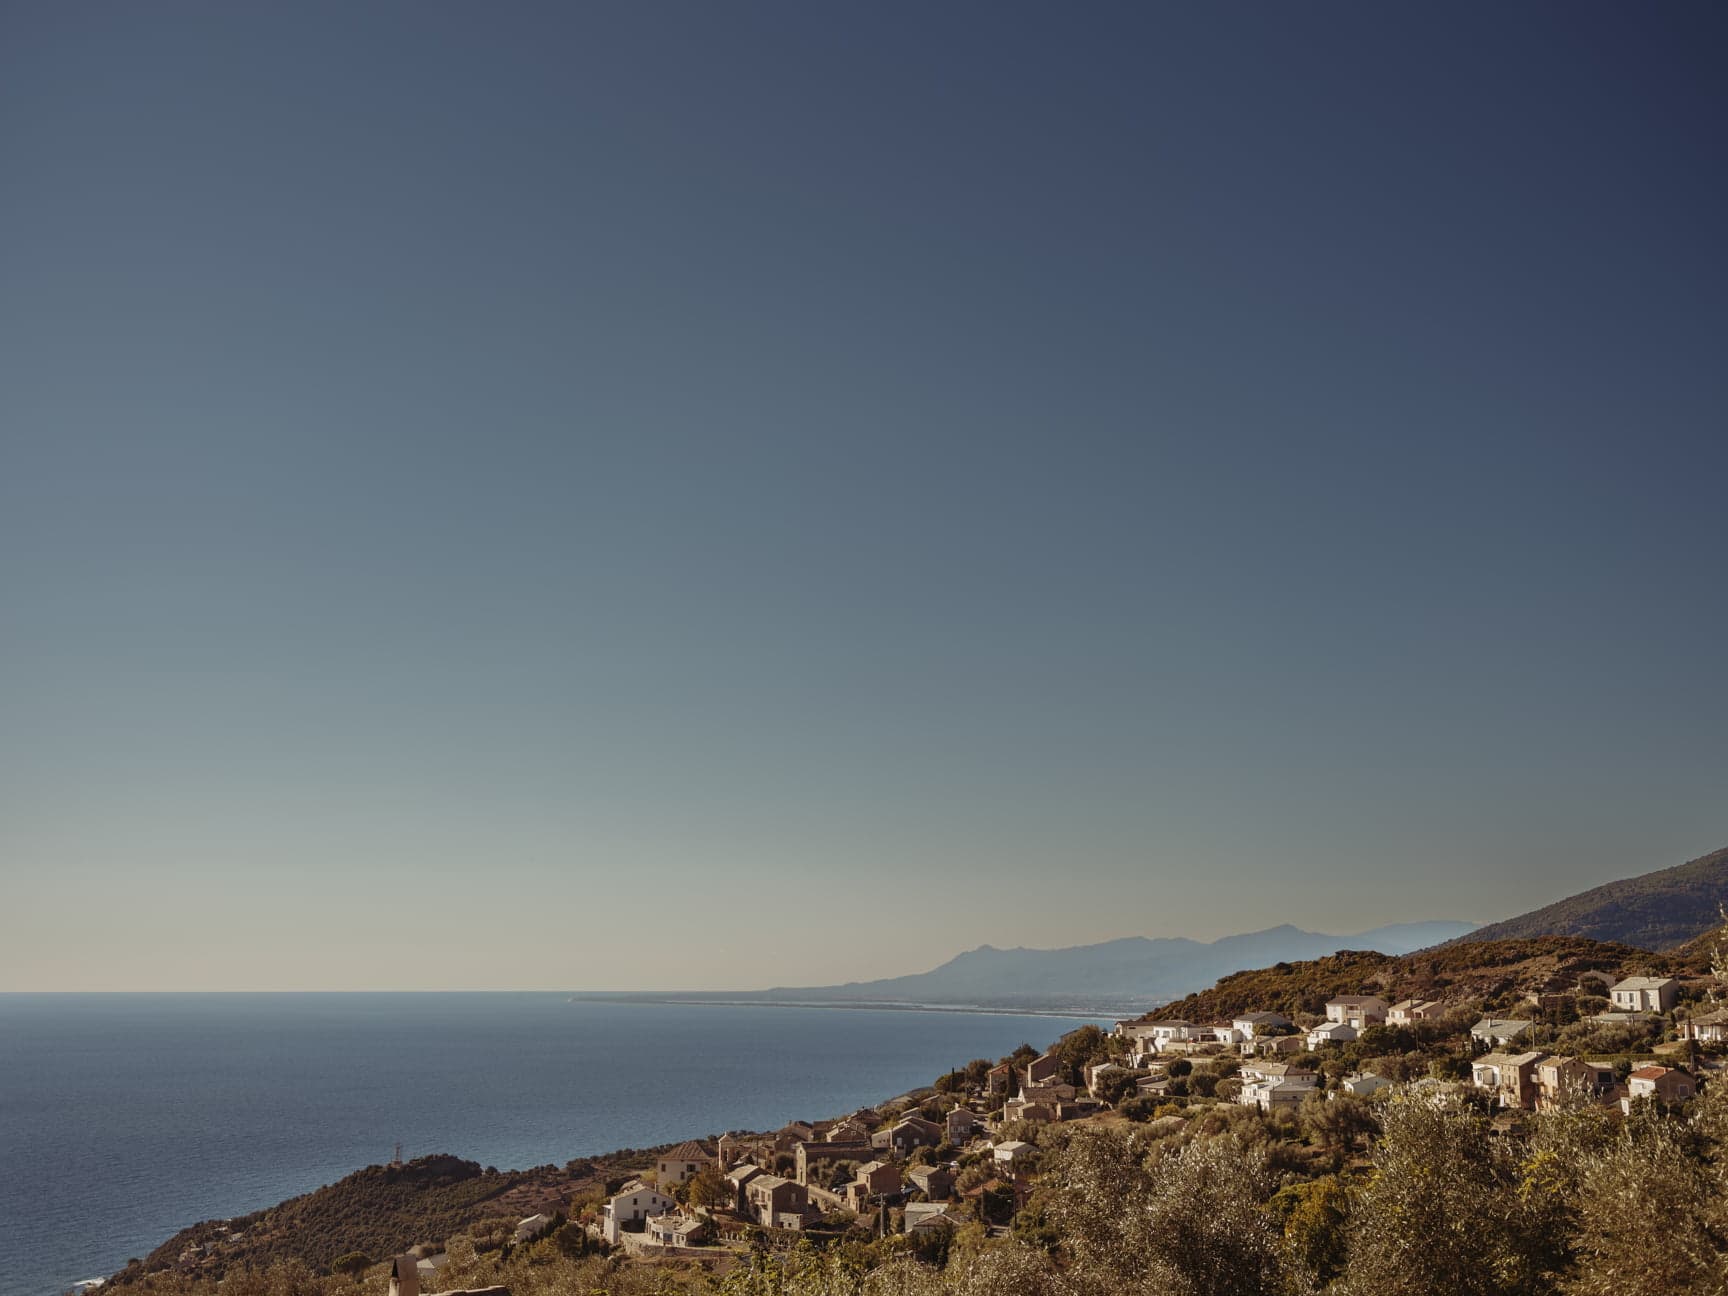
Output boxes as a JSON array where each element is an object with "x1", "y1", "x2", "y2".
[{"x1": 4, "y1": 3, "x2": 1725, "y2": 990}]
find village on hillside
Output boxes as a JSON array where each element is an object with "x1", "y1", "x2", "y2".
[{"x1": 321, "y1": 942, "x2": 1728, "y2": 1293}]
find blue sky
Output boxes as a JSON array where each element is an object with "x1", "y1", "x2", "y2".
[{"x1": 3, "y1": 4, "x2": 1724, "y2": 990}]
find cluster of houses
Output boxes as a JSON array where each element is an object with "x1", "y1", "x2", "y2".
[
  {"x1": 1110, "y1": 974, "x2": 1720, "y2": 1118},
  {"x1": 594, "y1": 1105, "x2": 1000, "y2": 1251},
  {"x1": 561, "y1": 970, "x2": 1724, "y2": 1259}
]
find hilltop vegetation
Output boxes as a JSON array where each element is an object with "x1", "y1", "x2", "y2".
[
  {"x1": 1138, "y1": 936, "x2": 1698, "y2": 1026},
  {"x1": 110, "y1": 1150, "x2": 658, "y2": 1284},
  {"x1": 1461, "y1": 845, "x2": 1728, "y2": 951}
]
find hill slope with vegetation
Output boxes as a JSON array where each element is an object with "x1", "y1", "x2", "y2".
[
  {"x1": 108, "y1": 1151, "x2": 646, "y2": 1284},
  {"x1": 1459, "y1": 845, "x2": 1728, "y2": 951},
  {"x1": 1138, "y1": 936, "x2": 1702, "y2": 1025}
]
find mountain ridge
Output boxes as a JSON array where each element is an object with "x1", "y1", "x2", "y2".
[
  {"x1": 1451, "y1": 844, "x2": 1728, "y2": 951},
  {"x1": 573, "y1": 920, "x2": 1477, "y2": 1014}
]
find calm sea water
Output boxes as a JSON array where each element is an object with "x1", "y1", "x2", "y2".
[{"x1": 0, "y1": 993, "x2": 1096, "y2": 1296}]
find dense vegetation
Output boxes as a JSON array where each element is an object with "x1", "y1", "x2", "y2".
[{"x1": 1460, "y1": 845, "x2": 1728, "y2": 951}]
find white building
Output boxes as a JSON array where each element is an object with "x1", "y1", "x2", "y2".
[
  {"x1": 1308, "y1": 1021, "x2": 1358, "y2": 1048},
  {"x1": 1231, "y1": 1011, "x2": 1293, "y2": 1040},
  {"x1": 1609, "y1": 977, "x2": 1680, "y2": 1014},
  {"x1": 993, "y1": 1140, "x2": 1034, "y2": 1168},
  {"x1": 1339, "y1": 1072, "x2": 1393, "y2": 1098},
  {"x1": 602, "y1": 1184, "x2": 676, "y2": 1244}
]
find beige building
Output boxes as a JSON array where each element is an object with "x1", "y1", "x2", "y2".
[
  {"x1": 655, "y1": 1140, "x2": 713, "y2": 1188},
  {"x1": 1471, "y1": 1052, "x2": 1545, "y2": 1109},
  {"x1": 1324, "y1": 996, "x2": 1388, "y2": 1029}
]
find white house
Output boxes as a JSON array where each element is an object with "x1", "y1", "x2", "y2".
[
  {"x1": 1308, "y1": 1021, "x2": 1358, "y2": 1048},
  {"x1": 1144, "y1": 1021, "x2": 1205, "y2": 1052},
  {"x1": 1682, "y1": 1007, "x2": 1728, "y2": 1044},
  {"x1": 1324, "y1": 997, "x2": 1388, "y2": 1029},
  {"x1": 1085, "y1": 1062, "x2": 1128, "y2": 1098},
  {"x1": 1609, "y1": 977, "x2": 1680, "y2": 1014},
  {"x1": 1231, "y1": 1011, "x2": 1294, "y2": 1040},
  {"x1": 1340, "y1": 1072, "x2": 1393, "y2": 1098},
  {"x1": 993, "y1": 1140, "x2": 1034, "y2": 1168},
  {"x1": 602, "y1": 1184, "x2": 676, "y2": 1244},
  {"x1": 645, "y1": 1212, "x2": 709, "y2": 1247},
  {"x1": 513, "y1": 1213, "x2": 556, "y2": 1244},
  {"x1": 1238, "y1": 1063, "x2": 1317, "y2": 1112}
]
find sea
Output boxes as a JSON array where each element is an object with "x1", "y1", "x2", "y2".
[{"x1": 0, "y1": 993, "x2": 1103, "y2": 1296}]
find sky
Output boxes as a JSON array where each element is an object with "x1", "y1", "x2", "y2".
[{"x1": 2, "y1": 3, "x2": 1725, "y2": 991}]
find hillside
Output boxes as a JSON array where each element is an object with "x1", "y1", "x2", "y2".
[
  {"x1": 1137, "y1": 935, "x2": 1704, "y2": 1025},
  {"x1": 108, "y1": 1155, "x2": 590, "y2": 1283},
  {"x1": 1460, "y1": 845, "x2": 1728, "y2": 951}
]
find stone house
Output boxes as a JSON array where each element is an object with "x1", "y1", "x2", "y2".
[
  {"x1": 906, "y1": 1163, "x2": 954, "y2": 1200},
  {"x1": 1536, "y1": 1056, "x2": 1616, "y2": 1107},
  {"x1": 844, "y1": 1160, "x2": 903, "y2": 1209},
  {"x1": 1471, "y1": 1052, "x2": 1545, "y2": 1109},
  {"x1": 744, "y1": 1174, "x2": 812, "y2": 1230},
  {"x1": 796, "y1": 1139, "x2": 874, "y2": 1186},
  {"x1": 944, "y1": 1107, "x2": 981, "y2": 1141}
]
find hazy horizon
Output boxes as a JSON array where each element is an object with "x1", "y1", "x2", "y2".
[{"x1": 5, "y1": 4, "x2": 1725, "y2": 991}]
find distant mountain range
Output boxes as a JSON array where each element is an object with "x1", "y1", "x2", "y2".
[
  {"x1": 1455, "y1": 844, "x2": 1728, "y2": 952},
  {"x1": 578, "y1": 920, "x2": 1476, "y2": 1015}
]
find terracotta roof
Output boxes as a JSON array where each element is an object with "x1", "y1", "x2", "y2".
[{"x1": 660, "y1": 1140, "x2": 713, "y2": 1162}]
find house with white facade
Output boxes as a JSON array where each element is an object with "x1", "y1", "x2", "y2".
[
  {"x1": 602, "y1": 1183, "x2": 677, "y2": 1244},
  {"x1": 513, "y1": 1213, "x2": 556, "y2": 1244},
  {"x1": 1238, "y1": 1062, "x2": 1317, "y2": 1112},
  {"x1": 1622, "y1": 1065, "x2": 1696, "y2": 1112},
  {"x1": 645, "y1": 1213, "x2": 710, "y2": 1247},
  {"x1": 1143, "y1": 1020, "x2": 1206, "y2": 1052},
  {"x1": 1231, "y1": 1011, "x2": 1294, "y2": 1039},
  {"x1": 1340, "y1": 1072, "x2": 1393, "y2": 1098},
  {"x1": 1682, "y1": 1007, "x2": 1728, "y2": 1044},
  {"x1": 1308, "y1": 1021, "x2": 1358, "y2": 1048},
  {"x1": 993, "y1": 1140, "x2": 1034, "y2": 1168},
  {"x1": 1609, "y1": 977, "x2": 1680, "y2": 1014}
]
